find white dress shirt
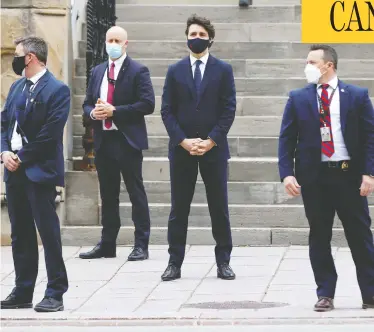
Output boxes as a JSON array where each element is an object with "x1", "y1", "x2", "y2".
[
  {"x1": 190, "y1": 52, "x2": 209, "y2": 79},
  {"x1": 317, "y1": 75, "x2": 350, "y2": 162},
  {"x1": 92, "y1": 52, "x2": 127, "y2": 130},
  {"x1": 11, "y1": 68, "x2": 47, "y2": 151}
]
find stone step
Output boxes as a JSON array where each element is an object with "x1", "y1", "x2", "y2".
[
  {"x1": 73, "y1": 76, "x2": 374, "y2": 97},
  {"x1": 115, "y1": 4, "x2": 300, "y2": 24},
  {"x1": 113, "y1": 22, "x2": 300, "y2": 42},
  {"x1": 78, "y1": 41, "x2": 374, "y2": 60},
  {"x1": 74, "y1": 58, "x2": 374, "y2": 79},
  {"x1": 117, "y1": 0, "x2": 301, "y2": 4},
  {"x1": 71, "y1": 156, "x2": 279, "y2": 181},
  {"x1": 120, "y1": 180, "x2": 374, "y2": 206},
  {"x1": 60, "y1": 225, "x2": 366, "y2": 247},
  {"x1": 72, "y1": 135, "x2": 278, "y2": 158},
  {"x1": 72, "y1": 95, "x2": 374, "y2": 118},
  {"x1": 106, "y1": 203, "x2": 374, "y2": 229},
  {"x1": 72, "y1": 114, "x2": 281, "y2": 137}
]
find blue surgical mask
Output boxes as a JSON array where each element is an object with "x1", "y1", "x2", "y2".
[{"x1": 106, "y1": 43, "x2": 123, "y2": 59}]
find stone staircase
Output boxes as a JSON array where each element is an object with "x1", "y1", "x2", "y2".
[{"x1": 65, "y1": 0, "x2": 374, "y2": 246}]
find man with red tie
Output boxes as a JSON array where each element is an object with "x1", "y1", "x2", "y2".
[
  {"x1": 278, "y1": 44, "x2": 374, "y2": 311},
  {"x1": 80, "y1": 26, "x2": 155, "y2": 261}
]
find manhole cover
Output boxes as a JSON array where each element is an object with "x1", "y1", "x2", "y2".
[{"x1": 182, "y1": 301, "x2": 289, "y2": 310}]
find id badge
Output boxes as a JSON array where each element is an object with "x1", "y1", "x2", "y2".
[{"x1": 320, "y1": 126, "x2": 331, "y2": 142}]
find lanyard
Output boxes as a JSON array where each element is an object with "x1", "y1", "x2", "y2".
[{"x1": 317, "y1": 86, "x2": 337, "y2": 126}]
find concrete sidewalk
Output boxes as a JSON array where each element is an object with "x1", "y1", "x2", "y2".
[{"x1": 1, "y1": 245, "x2": 374, "y2": 327}]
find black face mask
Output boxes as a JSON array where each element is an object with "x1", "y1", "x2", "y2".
[
  {"x1": 187, "y1": 38, "x2": 211, "y2": 54},
  {"x1": 12, "y1": 55, "x2": 27, "y2": 76}
]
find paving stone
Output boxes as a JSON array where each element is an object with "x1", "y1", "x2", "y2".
[
  {"x1": 135, "y1": 300, "x2": 184, "y2": 313},
  {"x1": 76, "y1": 297, "x2": 144, "y2": 314},
  {"x1": 148, "y1": 289, "x2": 193, "y2": 301},
  {"x1": 194, "y1": 277, "x2": 271, "y2": 295}
]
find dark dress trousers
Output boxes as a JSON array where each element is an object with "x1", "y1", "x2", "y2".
[
  {"x1": 83, "y1": 56, "x2": 155, "y2": 248},
  {"x1": 161, "y1": 55, "x2": 236, "y2": 267}
]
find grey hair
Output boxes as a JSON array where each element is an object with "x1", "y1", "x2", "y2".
[{"x1": 14, "y1": 36, "x2": 48, "y2": 64}]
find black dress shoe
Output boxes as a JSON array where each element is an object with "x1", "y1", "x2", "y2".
[
  {"x1": 1, "y1": 290, "x2": 32, "y2": 309},
  {"x1": 239, "y1": 0, "x2": 252, "y2": 7},
  {"x1": 314, "y1": 297, "x2": 334, "y2": 312},
  {"x1": 128, "y1": 247, "x2": 149, "y2": 261},
  {"x1": 34, "y1": 297, "x2": 64, "y2": 312},
  {"x1": 161, "y1": 264, "x2": 181, "y2": 281},
  {"x1": 79, "y1": 244, "x2": 116, "y2": 259},
  {"x1": 217, "y1": 263, "x2": 236, "y2": 280},
  {"x1": 363, "y1": 296, "x2": 374, "y2": 309}
]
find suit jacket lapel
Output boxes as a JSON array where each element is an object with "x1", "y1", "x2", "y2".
[
  {"x1": 181, "y1": 57, "x2": 197, "y2": 101},
  {"x1": 24, "y1": 71, "x2": 51, "y2": 118},
  {"x1": 306, "y1": 84, "x2": 319, "y2": 123},
  {"x1": 197, "y1": 55, "x2": 215, "y2": 105},
  {"x1": 115, "y1": 55, "x2": 131, "y2": 84},
  {"x1": 338, "y1": 80, "x2": 349, "y2": 134},
  {"x1": 12, "y1": 80, "x2": 27, "y2": 135}
]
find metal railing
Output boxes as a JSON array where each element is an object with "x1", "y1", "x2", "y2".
[{"x1": 80, "y1": 0, "x2": 116, "y2": 171}]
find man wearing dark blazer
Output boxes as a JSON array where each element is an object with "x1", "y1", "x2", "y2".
[
  {"x1": 79, "y1": 26, "x2": 154, "y2": 261},
  {"x1": 160, "y1": 15, "x2": 236, "y2": 281},
  {"x1": 279, "y1": 44, "x2": 374, "y2": 311},
  {"x1": 1, "y1": 36, "x2": 69, "y2": 312}
]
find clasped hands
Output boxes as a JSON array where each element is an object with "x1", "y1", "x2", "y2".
[
  {"x1": 283, "y1": 175, "x2": 374, "y2": 197},
  {"x1": 180, "y1": 138, "x2": 215, "y2": 156},
  {"x1": 2, "y1": 152, "x2": 20, "y2": 172},
  {"x1": 92, "y1": 101, "x2": 115, "y2": 120}
]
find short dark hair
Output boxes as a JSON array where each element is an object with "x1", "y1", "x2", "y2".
[
  {"x1": 309, "y1": 44, "x2": 338, "y2": 70},
  {"x1": 14, "y1": 36, "x2": 48, "y2": 64},
  {"x1": 185, "y1": 14, "x2": 215, "y2": 40}
]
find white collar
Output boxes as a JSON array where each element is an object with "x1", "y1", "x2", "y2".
[
  {"x1": 29, "y1": 68, "x2": 47, "y2": 84},
  {"x1": 109, "y1": 52, "x2": 127, "y2": 68},
  {"x1": 190, "y1": 52, "x2": 209, "y2": 66},
  {"x1": 318, "y1": 75, "x2": 338, "y2": 89}
]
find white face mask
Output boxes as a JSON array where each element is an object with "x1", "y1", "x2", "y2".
[{"x1": 304, "y1": 63, "x2": 323, "y2": 84}]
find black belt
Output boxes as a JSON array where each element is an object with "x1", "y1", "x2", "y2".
[{"x1": 322, "y1": 160, "x2": 350, "y2": 171}]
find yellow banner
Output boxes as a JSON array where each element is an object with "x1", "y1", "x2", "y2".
[{"x1": 302, "y1": 0, "x2": 374, "y2": 43}]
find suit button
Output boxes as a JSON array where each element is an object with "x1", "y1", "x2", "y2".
[{"x1": 196, "y1": 109, "x2": 199, "y2": 112}]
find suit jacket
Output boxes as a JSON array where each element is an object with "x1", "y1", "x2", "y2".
[
  {"x1": 278, "y1": 80, "x2": 374, "y2": 185},
  {"x1": 83, "y1": 56, "x2": 155, "y2": 151},
  {"x1": 161, "y1": 55, "x2": 236, "y2": 160},
  {"x1": 1, "y1": 71, "x2": 70, "y2": 186}
]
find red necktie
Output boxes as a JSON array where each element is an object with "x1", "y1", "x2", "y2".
[
  {"x1": 105, "y1": 62, "x2": 115, "y2": 129},
  {"x1": 320, "y1": 84, "x2": 335, "y2": 157}
]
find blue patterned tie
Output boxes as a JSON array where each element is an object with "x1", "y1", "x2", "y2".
[{"x1": 194, "y1": 60, "x2": 202, "y2": 93}]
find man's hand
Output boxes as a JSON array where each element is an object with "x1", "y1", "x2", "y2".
[
  {"x1": 2, "y1": 152, "x2": 20, "y2": 172},
  {"x1": 190, "y1": 139, "x2": 215, "y2": 156},
  {"x1": 93, "y1": 102, "x2": 115, "y2": 119},
  {"x1": 284, "y1": 176, "x2": 301, "y2": 197},
  {"x1": 180, "y1": 138, "x2": 203, "y2": 153},
  {"x1": 360, "y1": 175, "x2": 374, "y2": 196}
]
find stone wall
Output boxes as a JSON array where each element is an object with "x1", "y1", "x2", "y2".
[{"x1": 1, "y1": 0, "x2": 70, "y2": 105}]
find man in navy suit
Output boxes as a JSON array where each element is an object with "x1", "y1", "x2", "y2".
[
  {"x1": 79, "y1": 26, "x2": 154, "y2": 261},
  {"x1": 279, "y1": 44, "x2": 374, "y2": 311},
  {"x1": 1, "y1": 36, "x2": 69, "y2": 312},
  {"x1": 160, "y1": 15, "x2": 236, "y2": 281}
]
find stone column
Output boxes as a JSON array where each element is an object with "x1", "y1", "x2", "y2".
[{"x1": 1, "y1": 0, "x2": 71, "y2": 243}]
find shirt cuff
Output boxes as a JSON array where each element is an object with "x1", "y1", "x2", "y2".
[
  {"x1": 90, "y1": 110, "x2": 96, "y2": 120},
  {"x1": 208, "y1": 137, "x2": 217, "y2": 146},
  {"x1": 0, "y1": 151, "x2": 10, "y2": 162}
]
